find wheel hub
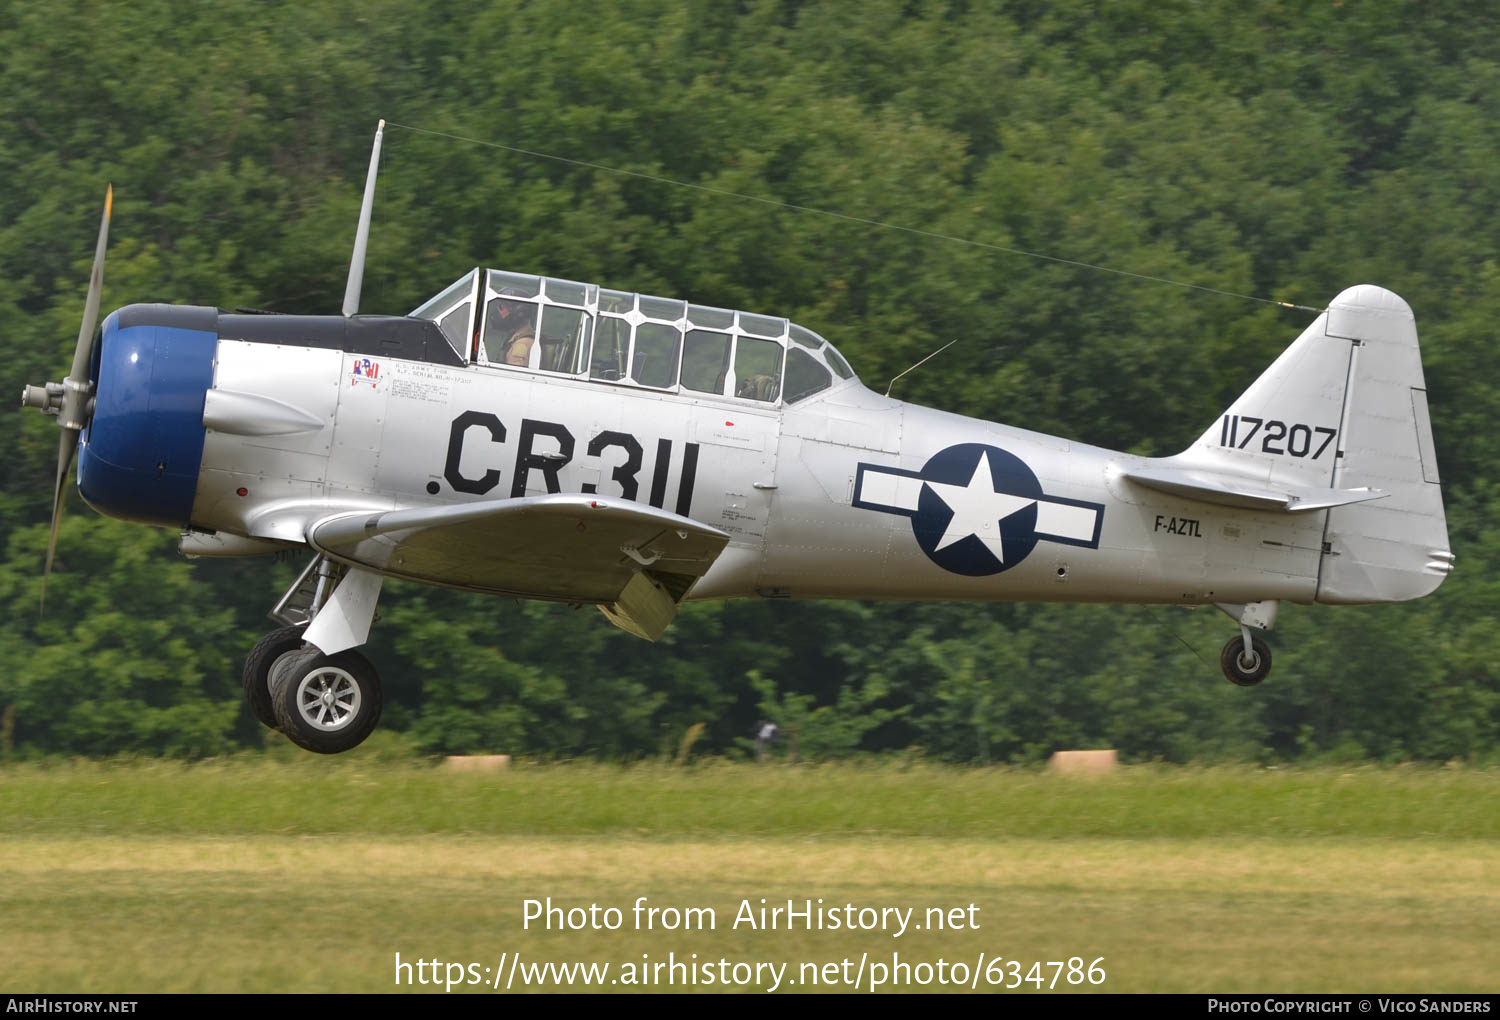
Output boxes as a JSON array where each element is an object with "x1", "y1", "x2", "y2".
[{"x1": 294, "y1": 666, "x2": 361, "y2": 731}]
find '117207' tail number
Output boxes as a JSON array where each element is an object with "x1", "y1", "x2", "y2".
[{"x1": 1219, "y1": 415, "x2": 1336, "y2": 459}]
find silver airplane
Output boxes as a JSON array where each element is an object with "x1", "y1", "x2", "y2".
[{"x1": 22, "y1": 123, "x2": 1453, "y2": 754}]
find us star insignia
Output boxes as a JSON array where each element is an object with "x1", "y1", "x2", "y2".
[{"x1": 852, "y1": 443, "x2": 1104, "y2": 576}]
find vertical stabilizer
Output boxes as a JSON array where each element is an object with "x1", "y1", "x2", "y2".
[
  {"x1": 1184, "y1": 308, "x2": 1355, "y2": 492},
  {"x1": 1168, "y1": 285, "x2": 1452, "y2": 603}
]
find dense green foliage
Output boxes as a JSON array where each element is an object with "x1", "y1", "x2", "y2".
[{"x1": 4, "y1": 1, "x2": 1498, "y2": 761}]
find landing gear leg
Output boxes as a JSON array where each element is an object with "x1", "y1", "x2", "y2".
[
  {"x1": 257, "y1": 553, "x2": 387, "y2": 753},
  {"x1": 1214, "y1": 600, "x2": 1278, "y2": 687},
  {"x1": 241, "y1": 554, "x2": 343, "y2": 731}
]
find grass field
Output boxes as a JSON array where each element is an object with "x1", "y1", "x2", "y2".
[{"x1": 2, "y1": 756, "x2": 1497, "y2": 993}]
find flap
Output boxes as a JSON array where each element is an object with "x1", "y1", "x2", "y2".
[
  {"x1": 306, "y1": 494, "x2": 730, "y2": 605},
  {"x1": 1124, "y1": 466, "x2": 1387, "y2": 513}
]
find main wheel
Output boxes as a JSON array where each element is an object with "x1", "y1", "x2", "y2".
[
  {"x1": 270, "y1": 647, "x2": 382, "y2": 754},
  {"x1": 1221, "y1": 634, "x2": 1272, "y2": 686},
  {"x1": 242, "y1": 626, "x2": 308, "y2": 731}
]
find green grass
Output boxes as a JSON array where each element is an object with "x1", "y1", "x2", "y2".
[
  {"x1": 4, "y1": 756, "x2": 1500, "y2": 839},
  {"x1": 2, "y1": 759, "x2": 1497, "y2": 992}
]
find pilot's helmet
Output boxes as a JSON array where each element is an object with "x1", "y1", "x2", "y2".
[{"x1": 492, "y1": 287, "x2": 534, "y2": 324}]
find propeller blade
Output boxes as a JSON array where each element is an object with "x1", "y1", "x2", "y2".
[
  {"x1": 41, "y1": 426, "x2": 80, "y2": 610},
  {"x1": 71, "y1": 184, "x2": 112, "y2": 383},
  {"x1": 41, "y1": 184, "x2": 112, "y2": 609},
  {"x1": 57, "y1": 184, "x2": 111, "y2": 431}
]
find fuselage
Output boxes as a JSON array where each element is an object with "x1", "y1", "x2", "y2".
[{"x1": 78, "y1": 273, "x2": 1331, "y2": 612}]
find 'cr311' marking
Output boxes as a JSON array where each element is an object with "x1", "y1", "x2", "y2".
[
  {"x1": 440, "y1": 411, "x2": 699, "y2": 516},
  {"x1": 1219, "y1": 415, "x2": 1337, "y2": 459}
]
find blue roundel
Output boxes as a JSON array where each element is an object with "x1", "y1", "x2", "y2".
[{"x1": 911, "y1": 443, "x2": 1044, "y2": 576}]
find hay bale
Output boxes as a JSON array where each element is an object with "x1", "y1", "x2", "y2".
[
  {"x1": 1048, "y1": 750, "x2": 1117, "y2": 774},
  {"x1": 444, "y1": 754, "x2": 511, "y2": 772}
]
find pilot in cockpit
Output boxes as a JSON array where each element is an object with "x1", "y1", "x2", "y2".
[
  {"x1": 489, "y1": 290, "x2": 538, "y2": 366},
  {"x1": 736, "y1": 374, "x2": 779, "y2": 401}
]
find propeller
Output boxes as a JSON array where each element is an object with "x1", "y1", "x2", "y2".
[{"x1": 20, "y1": 184, "x2": 112, "y2": 606}]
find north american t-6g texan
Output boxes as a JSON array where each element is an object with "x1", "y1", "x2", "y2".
[{"x1": 23, "y1": 122, "x2": 1453, "y2": 753}]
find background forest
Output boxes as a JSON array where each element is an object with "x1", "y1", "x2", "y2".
[{"x1": 3, "y1": 0, "x2": 1497, "y2": 762}]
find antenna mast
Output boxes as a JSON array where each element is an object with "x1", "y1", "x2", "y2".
[
  {"x1": 885, "y1": 339, "x2": 958, "y2": 397},
  {"x1": 342, "y1": 119, "x2": 385, "y2": 317}
]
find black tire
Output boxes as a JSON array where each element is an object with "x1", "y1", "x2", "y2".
[
  {"x1": 271, "y1": 646, "x2": 382, "y2": 754},
  {"x1": 1221, "y1": 634, "x2": 1273, "y2": 687},
  {"x1": 242, "y1": 626, "x2": 307, "y2": 731}
]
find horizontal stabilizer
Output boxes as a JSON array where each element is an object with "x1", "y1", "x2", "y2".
[{"x1": 1124, "y1": 466, "x2": 1387, "y2": 513}]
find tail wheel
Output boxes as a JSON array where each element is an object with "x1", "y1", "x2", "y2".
[
  {"x1": 1221, "y1": 634, "x2": 1272, "y2": 687},
  {"x1": 242, "y1": 626, "x2": 308, "y2": 731},
  {"x1": 271, "y1": 647, "x2": 382, "y2": 754}
]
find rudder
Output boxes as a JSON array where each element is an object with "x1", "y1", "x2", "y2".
[{"x1": 1314, "y1": 285, "x2": 1452, "y2": 603}]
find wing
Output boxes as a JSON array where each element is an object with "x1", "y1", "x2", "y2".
[{"x1": 306, "y1": 494, "x2": 730, "y2": 640}]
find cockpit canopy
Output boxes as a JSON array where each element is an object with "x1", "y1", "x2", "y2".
[{"x1": 412, "y1": 269, "x2": 856, "y2": 405}]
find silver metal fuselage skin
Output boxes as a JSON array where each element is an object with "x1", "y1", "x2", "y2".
[{"x1": 191, "y1": 339, "x2": 1322, "y2": 610}]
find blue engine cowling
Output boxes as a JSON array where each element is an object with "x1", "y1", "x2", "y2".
[{"x1": 77, "y1": 304, "x2": 218, "y2": 528}]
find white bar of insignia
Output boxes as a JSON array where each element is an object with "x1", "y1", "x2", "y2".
[
  {"x1": 1035, "y1": 500, "x2": 1097, "y2": 543},
  {"x1": 859, "y1": 470, "x2": 924, "y2": 513}
]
